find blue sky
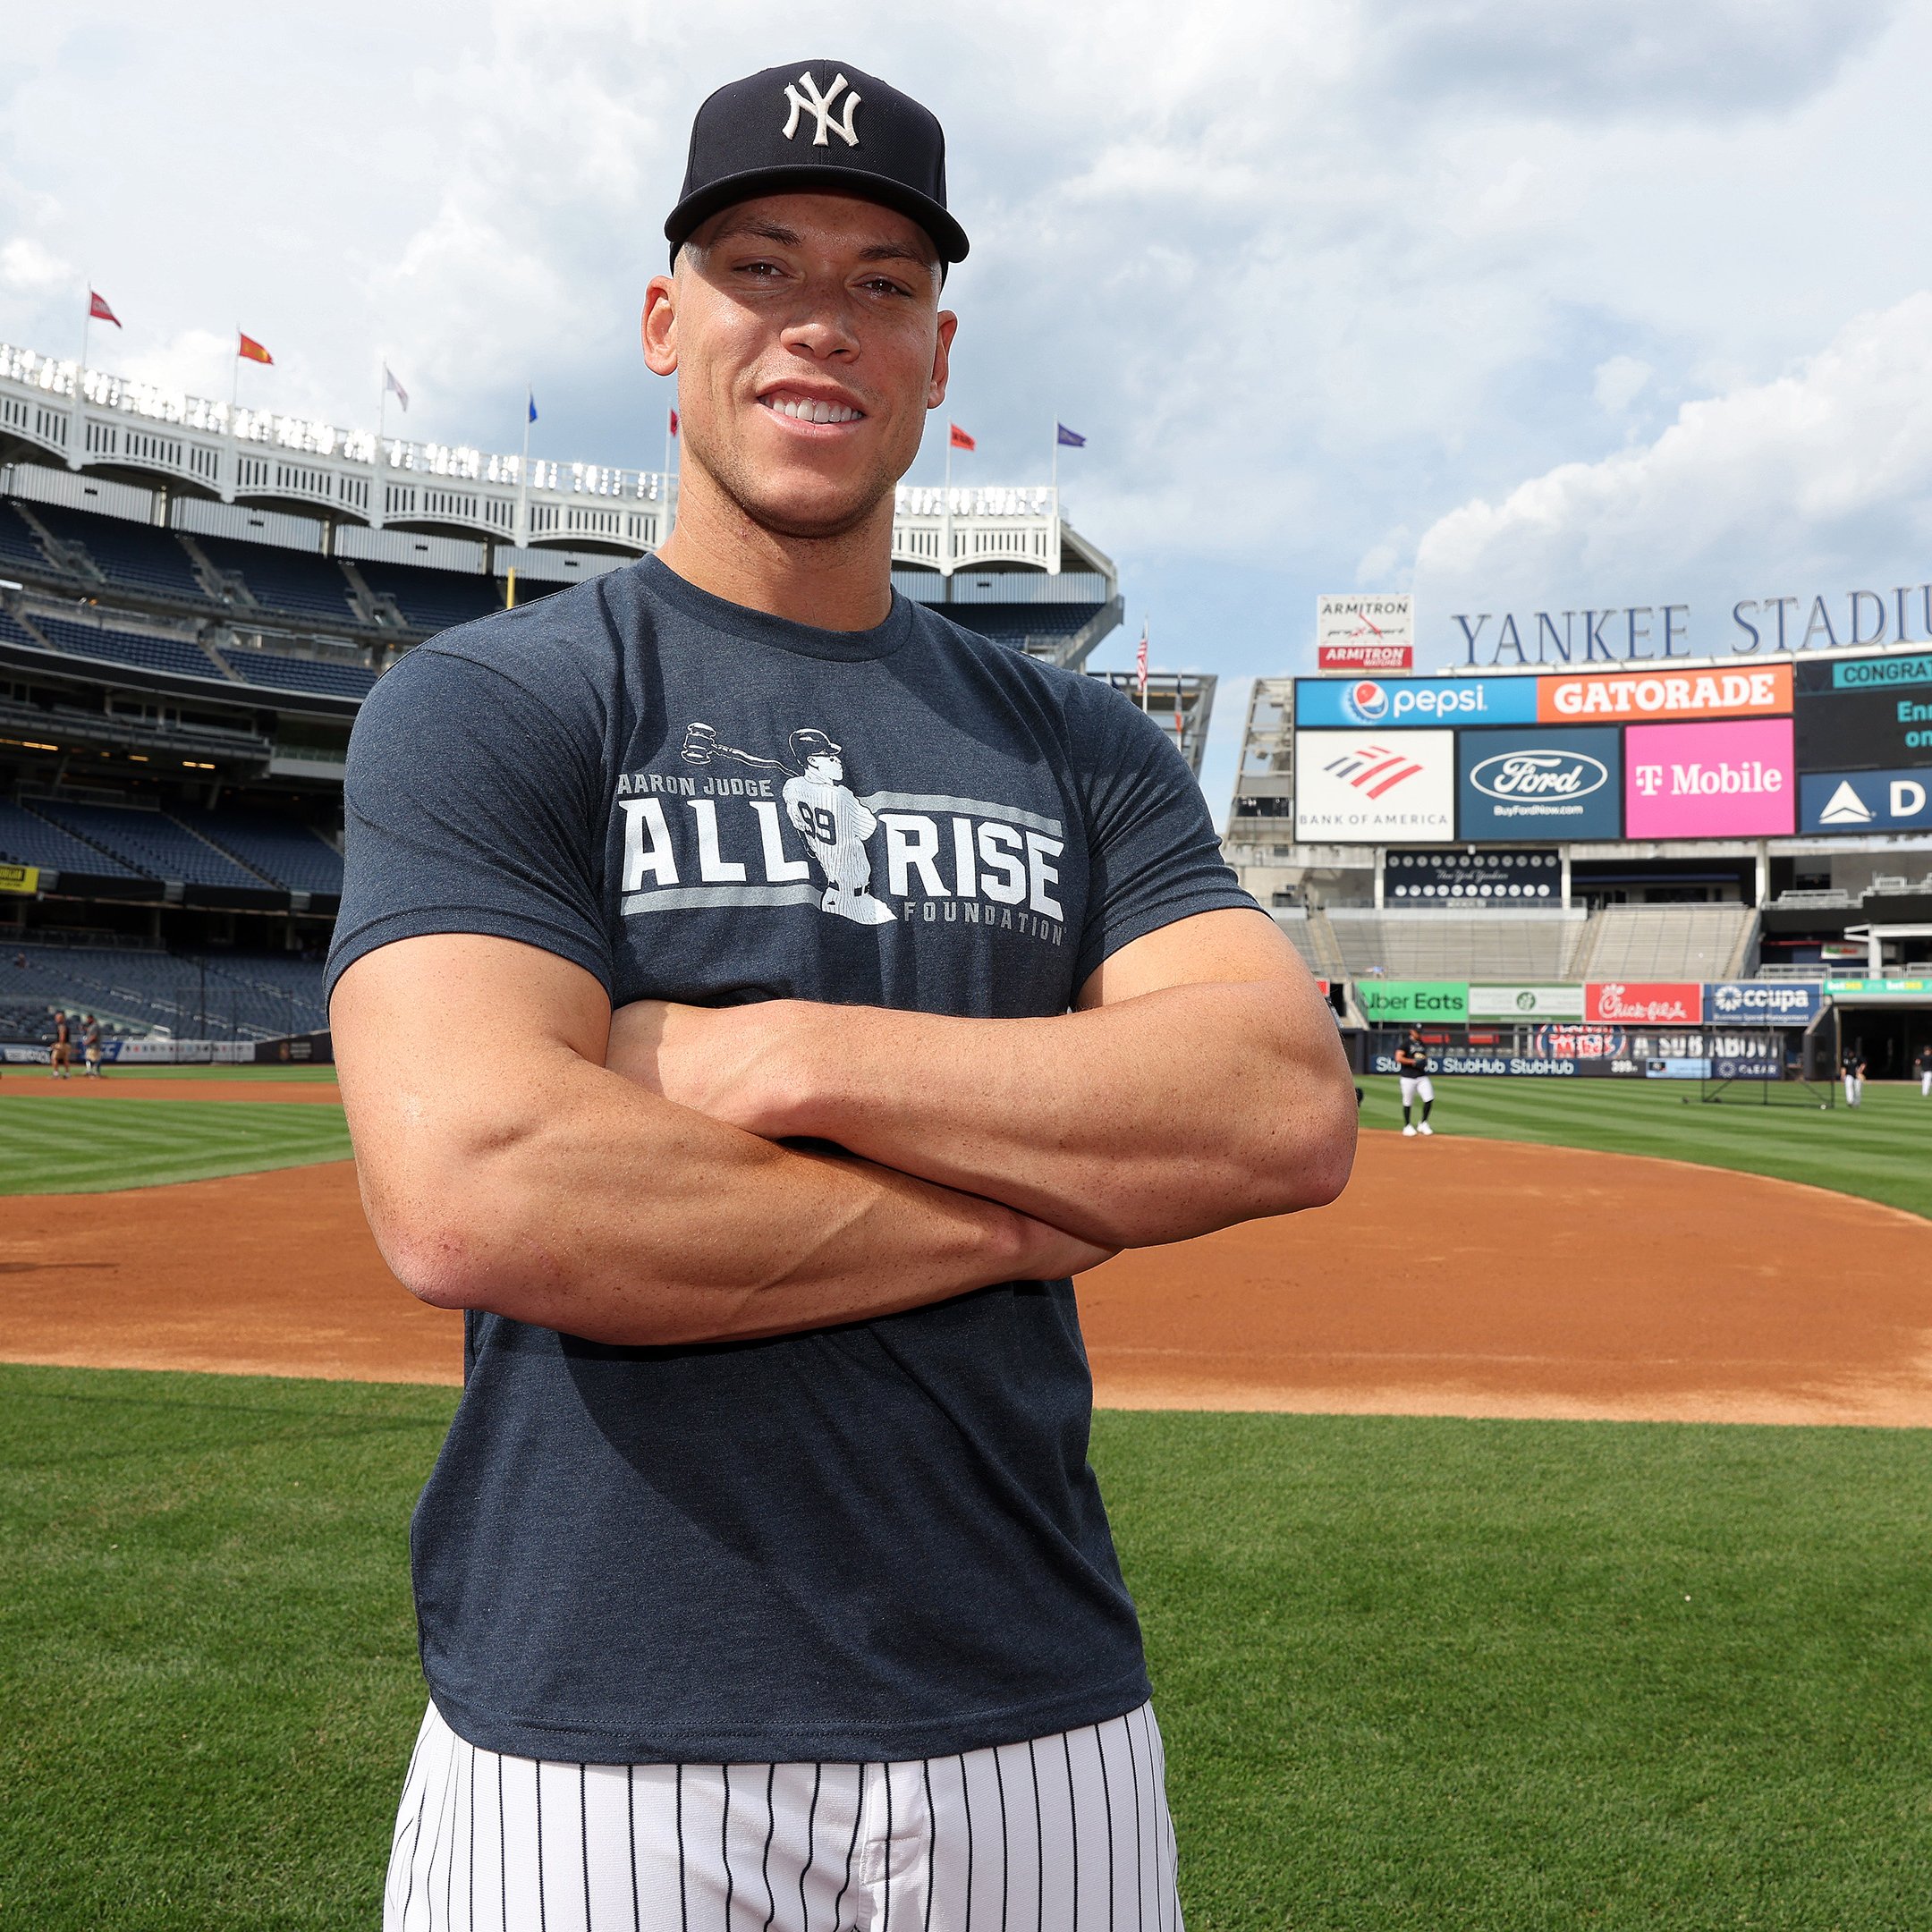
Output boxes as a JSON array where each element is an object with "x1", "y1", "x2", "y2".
[{"x1": 3, "y1": 2, "x2": 1928, "y2": 821}]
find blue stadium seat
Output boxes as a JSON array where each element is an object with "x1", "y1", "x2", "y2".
[
  {"x1": 943, "y1": 603, "x2": 1099, "y2": 643},
  {"x1": 0, "y1": 801, "x2": 148, "y2": 878},
  {"x1": 0, "y1": 942, "x2": 329, "y2": 1041},
  {"x1": 33, "y1": 614, "x2": 226, "y2": 682},
  {"x1": 0, "y1": 606, "x2": 41, "y2": 648},
  {"x1": 0, "y1": 502, "x2": 53, "y2": 575},
  {"x1": 355, "y1": 559, "x2": 503, "y2": 634},
  {"x1": 30, "y1": 504, "x2": 210, "y2": 605},
  {"x1": 30, "y1": 801, "x2": 263, "y2": 889},
  {"x1": 217, "y1": 648, "x2": 377, "y2": 699},
  {"x1": 175, "y1": 808, "x2": 343, "y2": 894},
  {"x1": 194, "y1": 534, "x2": 360, "y2": 625}
]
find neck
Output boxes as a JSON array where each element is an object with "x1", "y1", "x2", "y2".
[{"x1": 655, "y1": 456, "x2": 895, "y2": 631}]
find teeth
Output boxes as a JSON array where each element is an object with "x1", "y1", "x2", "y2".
[{"x1": 766, "y1": 396, "x2": 861, "y2": 423}]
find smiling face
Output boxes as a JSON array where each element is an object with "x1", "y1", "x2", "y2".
[{"x1": 643, "y1": 191, "x2": 955, "y2": 543}]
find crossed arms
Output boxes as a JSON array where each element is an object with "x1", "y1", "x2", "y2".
[{"x1": 330, "y1": 910, "x2": 1357, "y2": 1347}]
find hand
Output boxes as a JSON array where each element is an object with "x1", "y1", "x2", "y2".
[{"x1": 606, "y1": 998, "x2": 817, "y2": 1138}]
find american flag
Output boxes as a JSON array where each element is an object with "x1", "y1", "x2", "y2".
[{"x1": 1135, "y1": 623, "x2": 1148, "y2": 699}]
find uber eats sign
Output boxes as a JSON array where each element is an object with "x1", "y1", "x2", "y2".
[{"x1": 1355, "y1": 980, "x2": 1469, "y2": 1023}]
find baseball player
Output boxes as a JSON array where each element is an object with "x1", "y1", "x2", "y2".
[
  {"x1": 1396, "y1": 1024, "x2": 1435, "y2": 1134},
  {"x1": 1916, "y1": 1042, "x2": 1931, "y2": 1097},
  {"x1": 1843, "y1": 1044, "x2": 1866, "y2": 1108},
  {"x1": 81, "y1": 1013, "x2": 103, "y2": 1078},
  {"x1": 48, "y1": 1009, "x2": 71, "y2": 1080},
  {"x1": 330, "y1": 61, "x2": 1356, "y2": 1932}
]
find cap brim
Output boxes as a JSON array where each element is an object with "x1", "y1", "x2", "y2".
[{"x1": 665, "y1": 166, "x2": 969, "y2": 267}]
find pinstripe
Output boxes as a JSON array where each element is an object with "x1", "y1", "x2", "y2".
[
  {"x1": 397, "y1": 1732, "x2": 434, "y2": 1931},
  {"x1": 497, "y1": 1753, "x2": 508, "y2": 1932},
  {"x1": 759, "y1": 1764, "x2": 778, "y2": 1932},
  {"x1": 1063, "y1": 1731, "x2": 1079, "y2": 1932},
  {"x1": 1137, "y1": 1709, "x2": 1165, "y2": 1932},
  {"x1": 580, "y1": 1766, "x2": 592, "y2": 1932},
  {"x1": 420, "y1": 1730, "x2": 457, "y2": 1932},
  {"x1": 992, "y1": 1745, "x2": 1009, "y2": 1932},
  {"x1": 883, "y1": 1758, "x2": 894, "y2": 1932},
  {"x1": 921, "y1": 1758, "x2": 936, "y2": 1932},
  {"x1": 467, "y1": 1741, "x2": 477, "y2": 1932},
  {"x1": 722, "y1": 1765, "x2": 736, "y2": 1931},
  {"x1": 442, "y1": 1738, "x2": 462, "y2": 1932},
  {"x1": 1095, "y1": 1722, "x2": 1115, "y2": 1932},
  {"x1": 392, "y1": 1723, "x2": 430, "y2": 1856},
  {"x1": 1123, "y1": 1707, "x2": 1144, "y2": 1932},
  {"x1": 959, "y1": 1754, "x2": 974, "y2": 1932},
  {"x1": 831, "y1": 1765, "x2": 864, "y2": 1932},
  {"x1": 536, "y1": 1759, "x2": 550, "y2": 1932},
  {"x1": 677, "y1": 1764, "x2": 689, "y2": 1932},
  {"x1": 799, "y1": 1766, "x2": 821, "y2": 1932},
  {"x1": 629, "y1": 1766, "x2": 640, "y2": 1932},
  {"x1": 1027, "y1": 1739, "x2": 1044, "y2": 1932}
]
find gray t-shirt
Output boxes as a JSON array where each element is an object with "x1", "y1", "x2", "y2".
[{"x1": 326, "y1": 555, "x2": 1254, "y2": 1764}]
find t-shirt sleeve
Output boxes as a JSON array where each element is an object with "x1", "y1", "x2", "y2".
[
  {"x1": 1069, "y1": 680, "x2": 1258, "y2": 987},
  {"x1": 325, "y1": 643, "x2": 612, "y2": 1004}
]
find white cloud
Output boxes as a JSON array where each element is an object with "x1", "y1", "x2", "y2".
[
  {"x1": 1413, "y1": 292, "x2": 1932, "y2": 619},
  {"x1": 0, "y1": 235, "x2": 70, "y2": 295}
]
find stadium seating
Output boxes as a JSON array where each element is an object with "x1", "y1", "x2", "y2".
[
  {"x1": 1327, "y1": 909, "x2": 1589, "y2": 982},
  {"x1": 0, "y1": 606, "x2": 40, "y2": 648},
  {"x1": 194, "y1": 534, "x2": 361, "y2": 626},
  {"x1": 1574, "y1": 904, "x2": 1756, "y2": 981},
  {"x1": 943, "y1": 603, "x2": 1099, "y2": 645},
  {"x1": 33, "y1": 613, "x2": 226, "y2": 682},
  {"x1": 0, "y1": 501, "x2": 51, "y2": 574},
  {"x1": 0, "y1": 942, "x2": 327, "y2": 1041},
  {"x1": 28, "y1": 801, "x2": 264, "y2": 890},
  {"x1": 0, "y1": 801, "x2": 147, "y2": 878},
  {"x1": 29, "y1": 504, "x2": 210, "y2": 605},
  {"x1": 176, "y1": 808, "x2": 343, "y2": 894},
  {"x1": 354, "y1": 558, "x2": 502, "y2": 634},
  {"x1": 217, "y1": 647, "x2": 377, "y2": 699}
]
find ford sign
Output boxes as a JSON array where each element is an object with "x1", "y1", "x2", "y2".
[{"x1": 1469, "y1": 749, "x2": 1609, "y2": 802}]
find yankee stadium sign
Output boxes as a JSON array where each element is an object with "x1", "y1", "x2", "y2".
[{"x1": 1452, "y1": 584, "x2": 1932, "y2": 665}]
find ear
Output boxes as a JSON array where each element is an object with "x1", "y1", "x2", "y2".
[
  {"x1": 642, "y1": 273, "x2": 679, "y2": 377},
  {"x1": 927, "y1": 309, "x2": 958, "y2": 411}
]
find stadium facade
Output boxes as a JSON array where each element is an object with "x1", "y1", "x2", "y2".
[
  {"x1": 1225, "y1": 648, "x2": 1932, "y2": 1080},
  {"x1": 0, "y1": 340, "x2": 1200, "y2": 1053}
]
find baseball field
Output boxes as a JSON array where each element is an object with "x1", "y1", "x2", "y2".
[{"x1": 4, "y1": 1069, "x2": 1931, "y2": 1928}]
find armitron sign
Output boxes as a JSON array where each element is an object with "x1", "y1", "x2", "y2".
[
  {"x1": 1318, "y1": 642, "x2": 1412, "y2": 673},
  {"x1": 1317, "y1": 595, "x2": 1412, "y2": 673}
]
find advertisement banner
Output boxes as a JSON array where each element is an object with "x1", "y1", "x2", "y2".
[
  {"x1": 1703, "y1": 981, "x2": 1824, "y2": 1025},
  {"x1": 1825, "y1": 977, "x2": 1932, "y2": 1001},
  {"x1": 1794, "y1": 688, "x2": 1932, "y2": 773},
  {"x1": 0, "y1": 862, "x2": 38, "y2": 895},
  {"x1": 1795, "y1": 649, "x2": 1932, "y2": 692},
  {"x1": 1294, "y1": 730, "x2": 1455, "y2": 843},
  {"x1": 1538, "y1": 664, "x2": 1791, "y2": 723},
  {"x1": 1468, "y1": 984, "x2": 1586, "y2": 1019},
  {"x1": 1384, "y1": 848, "x2": 1562, "y2": 905},
  {"x1": 1355, "y1": 979, "x2": 1468, "y2": 1023},
  {"x1": 1457, "y1": 725, "x2": 1622, "y2": 840},
  {"x1": 1586, "y1": 980, "x2": 1702, "y2": 1024},
  {"x1": 1800, "y1": 767, "x2": 1932, "y2": 832},
  {"x1": 1294, "y1": 677, "x2": 1538, "y2": 729},
  {"x1": 1318, "y1": 642, "x2": 1412, "y2": 674},
  {"x1": 1317, "y1": 595, "x2": 1413, "y2": 672},
  {"x1": 1624, "y1": 718, "x2": 1794, "y2": 837}
]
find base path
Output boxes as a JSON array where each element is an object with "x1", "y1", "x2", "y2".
[{"x1": 4, "y1": 1135, "x2": 1931, "y2": 1424}]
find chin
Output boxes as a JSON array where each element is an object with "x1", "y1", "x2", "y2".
[{"x1": 730, "y1": 472, "x2": 895, "y2": 543}]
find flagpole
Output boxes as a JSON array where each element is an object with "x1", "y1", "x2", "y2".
[
  {"x1": 1050, "y1": 417, "x2": 1057, "y2": 496},
  {"x1": 230, "y1": 325, "x2": 242, "y2": 419},
  {"x1": 516, "y1": 386, "x2": 532, "y2": 549},
  {"x1": 80, "y1": 282, "x2": 91, "y2": 375},
  {"x1": 944, "y1": 432, "x2": 954, "y2": 580}
]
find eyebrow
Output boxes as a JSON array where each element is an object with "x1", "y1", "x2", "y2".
[{"x1": 706, "y1": 217, "x2": 937, "y2": 272}]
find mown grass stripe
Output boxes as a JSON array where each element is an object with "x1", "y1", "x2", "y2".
[{"x1": 0, "y1": 1097, "x2": 351, "y2": 1195}]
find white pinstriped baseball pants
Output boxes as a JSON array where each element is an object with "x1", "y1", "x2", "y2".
[{"x1": 385, "y1": 1699, "x2": 1183, "y2": 1931}]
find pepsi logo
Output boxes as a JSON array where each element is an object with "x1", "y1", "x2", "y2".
[{"x1": 1343, "y1": 680, "x2": 1389, "y2": 723}]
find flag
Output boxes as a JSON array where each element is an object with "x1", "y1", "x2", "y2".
[
  {"x1": 384, "y1": 364, "x2": 409, "y2": 412},
  {"x1": 89, "y1": 291, "x2": 121, "y2": 328},
  {"x1": 1135, "y1": 622, "x2": 1148, "y2": 699},
  {"x1": 1174, "y1": 680, "x2": 1185, "y2": 737},
  {"x1": 237, "y1": 332, "x2": 273, "y2": 365},
  {"x1": 668, "y1": 408, "x2": 679, "y2": 437},
  {"x1": 1055, "y1": 423, "x2": 1085, "y2": 448},
  {"x1": 949, "y1": 422, "x2": 975, "y2": 452},
  {"x1": 527, "y1": 390, "x2": 538, "y2": 424}
]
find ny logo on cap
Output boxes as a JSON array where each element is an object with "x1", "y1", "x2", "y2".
[{"x1": 781, "y1": 70, "x2": 861, "y2": 148}]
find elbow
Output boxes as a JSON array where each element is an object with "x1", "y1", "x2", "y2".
[
  {"x1": 377, "y1": 1210, "x2": 504, "y2": 1312},
  {"x1": 1259, "y1": 1059, "x2": 1360, "y2": 1216}
]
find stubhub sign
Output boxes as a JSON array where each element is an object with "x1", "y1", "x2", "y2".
[{"x1": 1294, "y1": 676, "x2": 1538, "y2": 729}]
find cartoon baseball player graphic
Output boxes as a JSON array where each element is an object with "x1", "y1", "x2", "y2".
[{"x1": 682, "y1": 720, "x2": 896, "y2": 925}]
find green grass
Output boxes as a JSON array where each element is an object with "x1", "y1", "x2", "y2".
[
  {"x1": 86, "y1": 1064, "x2": 339, "y2": 1082},
  {"x1": 1359, "y1": 1072, "x2": 1932, "y2": 1220},
  {"x1": 0, "y1": 1097, "x2": 351, "y2": 1194},
  {"x1": 4, "y1": 1366, "x2": 1929, "y2": 1929}
]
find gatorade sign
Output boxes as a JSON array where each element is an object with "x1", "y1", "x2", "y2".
[{"x1": 1538, "y1": 664, "x2": 1791, "y2": 723}]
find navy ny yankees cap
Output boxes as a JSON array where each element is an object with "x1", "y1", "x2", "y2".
[{"x1": 665, "y1": 62, "x2": 969, "y2": 269}]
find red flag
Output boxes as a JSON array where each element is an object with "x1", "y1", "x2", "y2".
[
  {"x1": 1174, "y1": 680, "x2": 1185, "y2": 737},
  {"x1": 237, "y1": 333, "x2": 274, "y2": 365},
  {"x1": 948, "y1": 423, "x2": 975, "y2": 452},
  {"x1": 1134, "y1": 622, "x2": 1148, "y2": 699},
  {"x1": 668, "y1": 408, "x2": 679, "y2": 437},
  {"x1": 88, "y1": 291, "x2": 121, "y2": 327}
]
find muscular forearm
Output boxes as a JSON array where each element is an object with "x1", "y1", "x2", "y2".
[{"x1": 611, "y1": 980, "x2": 1357, "y2": 1249}]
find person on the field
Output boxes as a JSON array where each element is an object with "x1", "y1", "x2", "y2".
[
  {"x1": 1397, "y1": 1024, "x2": 1435, "y2": 1135},
  {"x1": 49, "y1": 1009, "x2": 71, "y2": 1080},
  {"x1": 81, "y1": 1014, "x2": 103, "y2": 1078},
  {"x1": 1916, "y1": 1042, "x2": 1932, "y2": 1098},
  {"x1": 1842, "y1": 1046, "x2": 1866, "y2": 1109}
]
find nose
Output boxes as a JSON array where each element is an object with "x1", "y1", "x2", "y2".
[{"x1": 777, "y1": 284, "x2": 862, "y2": 362}]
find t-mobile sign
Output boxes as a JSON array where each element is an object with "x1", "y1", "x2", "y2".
[{"x1": 1623, "y1": 719, "x2": 1794, "y2": 837}]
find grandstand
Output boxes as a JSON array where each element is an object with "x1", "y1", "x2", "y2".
[{"x1": 0, "y1": 336, "x2": 1145, "y2": 1047}]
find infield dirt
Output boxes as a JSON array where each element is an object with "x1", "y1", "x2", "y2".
[{"x1": 4, "y1": 1133, "x2": 1929, "y2": 1425}]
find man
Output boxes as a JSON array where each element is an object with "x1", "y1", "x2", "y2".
[
  {"x1": 1843, "y1": 1043, "x2": 1865, "y2": 1109},
  {"x1": 1916, "y1": 1041, "x2": 1931, "y2": 1098},
  {"x1": 48, "y1": 1008, "x2": 70, "y2": 1080},
  {"x1": 1396, "y1": 1024, "x2": 1435, "y2": 1135},
  {"x1": 81, "y1": 1013, "x2": 103, "y2": 1078},
  {"x1": 331, "y1": 61, "x2": 1356, "y2": 1931}
]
